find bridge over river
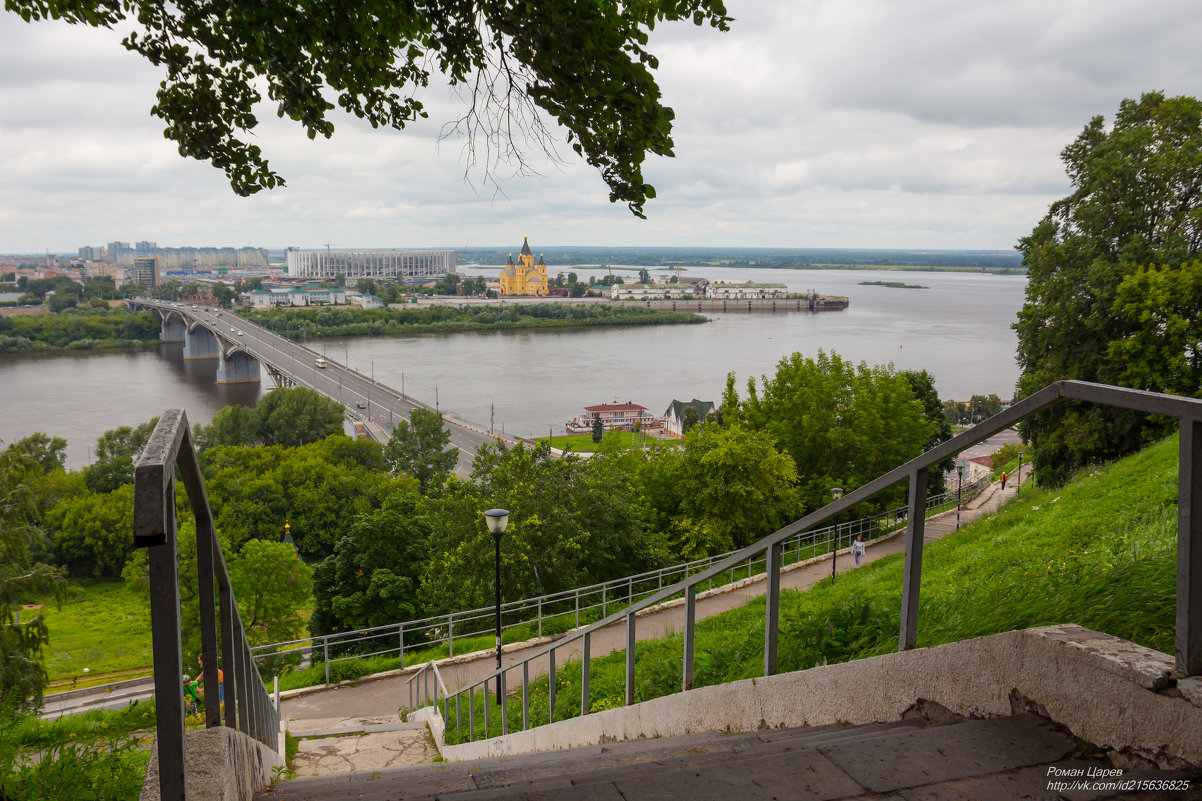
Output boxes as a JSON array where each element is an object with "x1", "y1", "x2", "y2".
[{"x1": 128, "y1": 299, "x2": 504, "y2": 474}]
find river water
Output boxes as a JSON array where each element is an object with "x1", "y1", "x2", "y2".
[{"x1": 0, "y1": 267, "x2": 1027, "y2": 468}]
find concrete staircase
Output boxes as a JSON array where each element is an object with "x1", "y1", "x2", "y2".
[{"x1": 259, "y1": 713, "x2": 1194, "y2": 800}]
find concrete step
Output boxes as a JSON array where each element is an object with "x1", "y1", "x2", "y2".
[{"x1": 260, "y1": 714, "x2": 1194, "y2": 801}]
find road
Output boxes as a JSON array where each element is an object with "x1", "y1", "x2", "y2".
[{"x1": 131, "y1": 300, "x2": 511, "y2": 475}]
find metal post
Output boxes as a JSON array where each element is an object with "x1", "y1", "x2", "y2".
[
  {"x1": 537, "y1": 598, "x2": 542, "y2": 638},
  {"x1": 274, "y1": 676, "x2": 280, "y2": 713},
  {"x1": 602, "y1": 585, "x2": 606, "y2": 618},
  {"x1": 575, "y1": 590, "x2": 580, "y2": 628},
  {"x1": 218, "y1": 579, "x2": 237, "y2": 729},
  {"x1": 196, "y1": 520, "x2": 220, "y2": 729},
  {"x1": 548, "y1": 649, "x2": 556, "y2": 723},
  {"x1": 469, "y1": 690, "x2": 475, "y2": 742},
  {"x1": 1179, "y1": 418, "x2": 1202, "y2": 675},
  {"x1": 448, "y1": 616, "x2": 454, "y2": 658},
  {"x1": 625, "y1": 612, "x2": 636, "y2": 706},
  {"x1": 399, "y1": 625, "x2": 405, "y2": 668},
  {"x1": 500, "y1": 670, "x2": 508, "y2": 735},
  {"x1": 899, "y1": 468, "x2": 930, "y2": 651},
  {"x1": 765, "y1": 542, "x2": 782, "y2": 676},
  {"x1": 581, "y1": 632, "x2": 591, "y2": 716},
  {"x1": 522, "y1": 662, "x2": 530, "y2": 730},
  {"x1": 682, "y1": 584, "x2": 697, "y2": 691},
  {"x1": 147, "y1": 484, "x2": 188, "y2": 801},
  {"x1": 323, "y1": 638, "x2": 330, "y2": 685},
  {"x1": 495, "y1": 533, "x2": 503, "y2": 704},
  {"x1": 483, "y1": 680, "x2": 490, "y2": 737},
  {"x1": 956, "y1": 465, "x2": 964, "y2": 530}
]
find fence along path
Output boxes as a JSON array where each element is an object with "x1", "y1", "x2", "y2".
[{"x1": 280, "y1": 469, "x2": 1022, "y2": 724}]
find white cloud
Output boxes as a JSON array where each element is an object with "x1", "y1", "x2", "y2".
[{"x1": 1, "y1": 1, "x2": 1200, "y2": 252}]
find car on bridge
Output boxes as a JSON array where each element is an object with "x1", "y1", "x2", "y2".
[{"x1": 356, "y1": 402, "x2": 367, "y2": 409}]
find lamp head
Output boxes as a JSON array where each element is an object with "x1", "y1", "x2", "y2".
[
  {"x1": 484, "y1": 508, "x2": 510, "y2": 539},
  {"x1": 830, "y1": 487, "x2": 843, "y2": 500}
]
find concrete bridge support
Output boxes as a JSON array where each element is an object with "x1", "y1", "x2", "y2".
[
  {"x1": 183, "y1": 326, "x2": 220, "y2": 360},
  {"x1": 217, "y1": 350, "x2": 261, "y2": 384},
  {"x1": 160, "y1": 316, "x2": 187, "y2": 343}
]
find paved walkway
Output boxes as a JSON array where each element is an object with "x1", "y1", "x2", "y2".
[{"x1": 281, "y1": 462, "x2": 1032, "y2": 731}]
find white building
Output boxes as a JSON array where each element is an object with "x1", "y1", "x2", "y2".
[
  {"x1": 704, "y1": 281, "x2": 789, "y2": 299},
  {"x1": 247, "y1": 286, "x2": 347, "y2": 307},
  {"x1": 611, "y1": 282, "x2": 697, "y2": 300},
  {"x1": 286, "y1": 248, "x2": 455, "y2": 283}
]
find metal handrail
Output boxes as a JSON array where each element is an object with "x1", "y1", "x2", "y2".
[
  {"x1": 406, "y1": 661, "x2": 449, "y2": 712},
  {"x1": 250, "y1": 474, "x2": 990, "y2": 677},
  {"x1": 432, "y1": 380, "x2": 1202, "y2": 743},
  {"x1": 134, "y1": 409, "x2": 280, "y2": 801}
]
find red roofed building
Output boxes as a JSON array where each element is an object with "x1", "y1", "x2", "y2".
[{"x1": 580, "y1": 402, "x2": 655, "y2": 429}]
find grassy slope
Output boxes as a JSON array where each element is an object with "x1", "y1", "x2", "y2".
[
  {"x1": 37, "y1": 581, "x2": 153, "y2": 688},
  {"x1": 445, "y1": 435, "x2": 1178, "y2": 741}
]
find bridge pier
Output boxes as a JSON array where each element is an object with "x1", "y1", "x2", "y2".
[
  {"x1": 265, "y1": 366, "x2": 295, "y2": 389},
  {"x1": 216, "y1": 351, "x2": 261, "y2": 384},
  {"x1": 183, "y1": 326, "x2": 220, "y2": 360},
  {"x1": 161, "y1": 316, "x2": 187, "y2": 343}
]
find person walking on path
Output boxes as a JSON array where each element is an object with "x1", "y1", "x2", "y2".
[
  {"x1": 852, "y1": 534, "x2": 866, "y2": 567},
  {"x1": 1000, "y1": 471, "x2": 1008, "y2": 491}
]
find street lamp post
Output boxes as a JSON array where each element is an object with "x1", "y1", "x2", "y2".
[
  {"x1": 484, "y1": 508, "x2": 510, "y2": 705},
  {"x1": 956, "y1": 464, "x2": 965, "y2": 530},
  {"x1": 829, "y1": 487, "x2": 843, "y2": 579},
  {"x1": 1016, "y1": 451, "x2": 1023, "y2": 497}
]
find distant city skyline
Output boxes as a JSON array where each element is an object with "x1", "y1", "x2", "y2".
[{"x1": 3, "y1": 1, "x2": 1201, "y2": 253}]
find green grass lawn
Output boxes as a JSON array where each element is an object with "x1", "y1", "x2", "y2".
[
  {"x1": 36, "y1": 580, "x2": 153, "y2": 689},
  {"x1": 443, "y1": 434, "x2": 1179, "y2": 742},
  {"x1": 539, "y1": 431, "x2": 679, "y2": 452}
]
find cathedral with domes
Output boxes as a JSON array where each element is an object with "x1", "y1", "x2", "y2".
[{"x1": 498, "y1": 236, "x2": 549, "y2": 296}]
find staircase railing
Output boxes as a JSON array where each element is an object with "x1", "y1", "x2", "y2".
[
  {"x1": 431, "y1": 381, "x2": 1202, "y2": 742},
  {"x1": 134, "y1": 409, "x2": 280, "y2": 801},
  {"x1": 250, "y1": 474, "x2": 990, "y2": 678}
]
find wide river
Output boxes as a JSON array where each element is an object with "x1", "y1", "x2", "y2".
[{"x1": 1, "y1": 266, "x2": 1027, "y2": 468}]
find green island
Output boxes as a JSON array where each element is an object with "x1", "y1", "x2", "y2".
[
  {"x1": 244, "y1": 303, "x2": 706, "y2": 338},
  {"x1": 0, "y1": 307, "x2": 162, "y2": 354},
  {"x1": 858, "y1": 280, "x2": 928, "y2": 289}
]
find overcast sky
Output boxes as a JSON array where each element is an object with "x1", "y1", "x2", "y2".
[{"x1": 2, "y1": 0, "x2": 1200, "y2": 254}]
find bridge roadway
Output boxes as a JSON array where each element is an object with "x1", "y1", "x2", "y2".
[{"x1": 130, "y1": 299, "x2": 506, "y2": 475}]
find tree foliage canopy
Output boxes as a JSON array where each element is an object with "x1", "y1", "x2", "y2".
[
  {"x1": 730, "y1": 350, "x2": 934, "y2": 512},
  {"x1": 8, "y1": 0, "x2": 730, "y2": 216},
  {"x1": 1014, "y1": 92, "x2": 1202, "y2": 485},
  {"x1": 383, "y1": 408, "x2": 458, "y2": 492}
]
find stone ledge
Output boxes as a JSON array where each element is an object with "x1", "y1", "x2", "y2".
[
  {"x1": 140, "y1": 726, "x2": 284, "y2": 801},
  {"x1": 433, "y1": 626, "x2": 1202, "y2": 770}
]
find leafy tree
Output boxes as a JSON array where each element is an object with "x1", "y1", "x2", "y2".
[
  {"x1": 11, "y1": 434, "x2": 67, "y2": 475},
  {"x1": 421, "y1": 442, "x2": 665, "y2": 613},
  {"x1": 638, "y1": 268, "x2": 652, "y2": 284},
  {"x1": 45, "y1": 485, "x2": 136, "y2": 578},
  {"x1": 0, "y1": 444, "x2": 63, "y2": 712},
  {"x1": 194, "y1": 404, "x2": 259, "y2": 450},
  {"x1": 9, "y1": 0, "x2": 730, "y2": 216},
  {"x1": 254, "y1": 387, "x2": 344, "y2": 448},
  {"x1": 1014, "y1": 92, "x2": 1202, "y2": 485},
  {"x1": 680, "y1": 405, "x2": 701, "y2": 433},
  {"x1": 734, "y1": 350, "x2": 933, "y2": 512},
  {"x1": 308, "y1": 492, "x2": 429, "y2": 650},
  {"x1": 383, "y1": 409, "x2": 458, "y2": 492},
  {"x1": 1108, "y1": 261, "x2": 1202, "y2": 396},
  {"x1": 82, "y1": 418, "x2": 157, "y2": 493},
  {"x1": 227, "y1": 539, "x2": 313, "y2": 646},
  {"x1": 47, "y1": 291, "x2": 80, "y2": 313},
  {"x1": 900, "y1": 370, "x2": 954, "y2": 495},
  {"x1": 202, "y1": 437, "x2": 401, "y2": 559},
  {"x1": 591, "y1": 418, "x2": 604, "y2": 444},
  {"x1": 671, "y1": 424, "x2": 799, "y2": 555}
]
